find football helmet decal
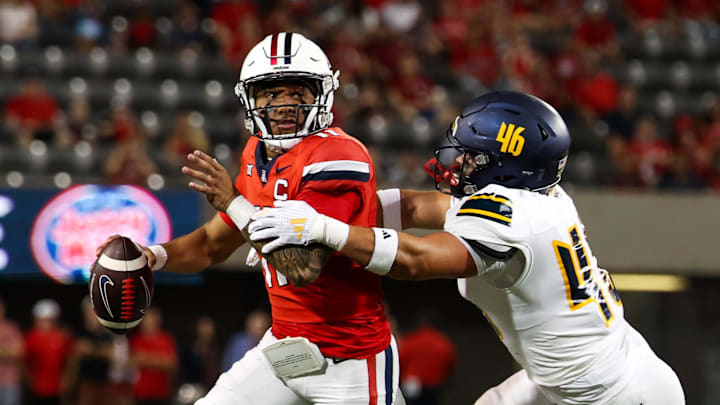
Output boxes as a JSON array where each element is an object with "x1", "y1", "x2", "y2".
[
  {"x1": 235, "y1": 32, "x2": 340, "y2": 150},
  {"x1": 430, "y1": 91, "x2": 571, "y2": 197}
]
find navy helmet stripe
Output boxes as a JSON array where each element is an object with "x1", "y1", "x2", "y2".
[{"x1": 284, "y1": 32, "x2": 293, "y2": 64}]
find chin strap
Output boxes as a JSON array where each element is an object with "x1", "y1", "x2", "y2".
[{"x1": 261, "y1": 137, "x2": 304, "y2": 152}]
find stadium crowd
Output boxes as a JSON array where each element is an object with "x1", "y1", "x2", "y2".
[
  {"x1": 1, "y1": 0, "x2": 720, "y2": 190},
  {"x1": 0, "y1": 296, "x2": 457, "y2": 405}
]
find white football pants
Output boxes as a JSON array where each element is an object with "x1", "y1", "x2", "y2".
[
  {"x1": 196, "y1": 329, "x2": 405, "y2": 405},
  {"x1": 475, "y1": 341, "x2": 684, "y2": 405}
]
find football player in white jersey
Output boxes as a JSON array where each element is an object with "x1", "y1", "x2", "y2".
[{"x1": 247, "y1": 91, "x2": 686, "y2": 405}]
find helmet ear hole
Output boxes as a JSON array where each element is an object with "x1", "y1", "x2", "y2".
[{"x1": 538, "y1": 124, "x2": 549, "y2": 141}]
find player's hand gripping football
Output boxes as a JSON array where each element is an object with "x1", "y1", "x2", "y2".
[
  {"x1": 95, "y1": 235, "x2": 159, "y2": 269},
  {"x1": 249, "y1": 200, "x2": 328, "y2": 254},
  {"x1": 182, "y1": 150, "x2": 240, "y2": 212}
]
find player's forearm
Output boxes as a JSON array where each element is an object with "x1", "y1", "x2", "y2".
[
  {"x1": 162, "y1": 224, "x2": 240, "y2": 274},
  {"x1": 225, "y1": 195, "x2": 332, "y2": 287},
  {"x1": 340, "y1": 226, "x2": 434, "y2": 280},
  {"x1": 400, "y1": 190, "x2": 450, "y2": 229},
  {"x1": 242, "y1": 227, "x2": 331, "y2": 287},
  {"x1": 341, "y1": 226, "x2": 476, "y2": 280}
]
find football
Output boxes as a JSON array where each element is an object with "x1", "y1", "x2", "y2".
[{"x1": 89, "y1": 236, "x2": 154, "y2": 334}]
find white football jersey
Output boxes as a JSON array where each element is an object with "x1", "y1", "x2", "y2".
[{"x1": 445, "y1": 184, "x2": 639, "y2": 404}]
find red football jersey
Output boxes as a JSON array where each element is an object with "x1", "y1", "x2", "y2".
[{"x1": 220, "y1": 127, "x2": 391, "y2": 359}]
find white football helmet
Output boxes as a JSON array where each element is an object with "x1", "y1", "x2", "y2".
[{"x1": 234, "y1": 32, "x2": 340, "y2": 150}]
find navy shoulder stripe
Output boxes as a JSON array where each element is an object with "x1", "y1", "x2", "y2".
[
  {"x1": 456, "y1": 193, "x2": 513, "y2": 226},
  {"x1": 301, "y1": 160, "x2": 370, "y2": 183},
  {"x1": 301, "y1": 171, "x2": 370, "y2": 182}
]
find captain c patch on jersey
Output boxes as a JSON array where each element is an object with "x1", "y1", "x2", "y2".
[{"x1": 457, "y1": 193, "x2": 513, "y2": 226}]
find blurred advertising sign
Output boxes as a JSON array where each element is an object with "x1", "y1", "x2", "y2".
[
  {"x1": 0, "y1": 186, "x2": 202, "y2": 284},
  {"x1": 30, "y1": 185, "x2": 171, "y2": 283}
]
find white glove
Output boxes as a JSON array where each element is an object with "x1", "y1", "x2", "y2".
[{"x1": 249, "y1": 200, "x2": 349, "y2": 254}]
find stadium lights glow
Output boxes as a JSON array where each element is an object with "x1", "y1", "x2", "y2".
[{"x1": 612, "y1": 274, "x2": 688, "y2": 292}]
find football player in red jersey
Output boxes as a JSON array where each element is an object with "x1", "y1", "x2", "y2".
[{"x1": 97, "y1": 33, "x2": 403, "y2": 405}]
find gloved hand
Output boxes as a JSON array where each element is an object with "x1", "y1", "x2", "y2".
[{"x1": 249, "y1": 200, "x2": 327, "y2": 254}]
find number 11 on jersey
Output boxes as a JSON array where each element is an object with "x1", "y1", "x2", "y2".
[{"x1": 262, "y1": 257, "x2": 289, "y2": 288}]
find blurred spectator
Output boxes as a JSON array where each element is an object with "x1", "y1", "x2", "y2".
[
  {"x1": 262, "y1": 1, "x2": 300, "y2": 35},
  {"x1": 64, "y1": 97, "x2": 92, "y2": 144},
  {"x1": 74, "y1": 0, "x2": 104, "y2": 51},
  {"x1": 107, "y1": 335, "x2": 134, "y2": 405},
  {"x1": 431, "y1": 1, "x2": 468, "y2": 57},
  {"x1": 104, "y1": 136, "x2": 158, "y2": 185},
  {"x1": 0, "y1": 297, "x2": 23, "y2": 405},
  {"x1": 24, "y1": 299, "x2": 73, "y2": 405},
  {"x1": 573, "y1": 60, "x2": 619, "y2": 117},
  {"x1": 575, "y1": 0, "x2": 620, "y2": 61},
  {"x1": 626, "y1": 116, "x2": 672, "y2": 187},
  {"x1": 0, "y1": 0, "x2": 38, "y2": 48},
  {"x1": 388, "y1": 53, "x2": 435, "y2": 122},
  {"x1": 398, "y1": 315, "x2": 457, "y2": 405},
  {"x1": 500, "y1": 30, "x2": 543, "y2": 92},
  {"x1": 4, "y1": 78, "x2": 60, "y2": 148},
  {"x1": 624, "y1": 0, "x2": 669, "y2": 27},
  {"x1": 210, "y1": 0, "x2": 257, "y2": 32},
  {"x1": 701, "y1": 102, "x2": 720, "y2": 155},
  {"x1": 129, "y1": 6, "x2": 155, "y2": 49},
  {"x1": 220, "y1": 310, "x2": 270, "y2": 372},
  {"x1": 129, "y1": 307, "x2": 178, "y2": 405},
  {"x1": 210, "y1": 0, "x2": 259, "y2": 67},
  {"x1": 35, "y1": 0, "x2": 76, "y2": 47},
  {"x1": 221, "y1": 14, "x2": 262, "y2": 68},
  {"x1": 380, "y1": 0, "x2": 422, "y2": 33},
  {"x1": 386, "y1": 152, "x2": 429, "y2": 188},
  {"x1": 658, "y1": 154, "x2": 707, "y2": 190},
  {"x1": 666, "y1": 114, "x2": 714, "y2": 187},
  {"x1": 179, "y1": 316, "x2": 220, "y2": 391},
  {"x1": 170, "y1": 1, "x2": 216, "y2": 52},
  {"x1": 606, "y1": 86, "x2": 640, "y2": 140},
  {"x1": 164, "y1": 112, "x2": 211, "y2": 168},
  {"x1": 102, "y1": 106, "x2": 157, "y2": 185},
  {"x1": 451, "y1": 27, "x2": 501, "y2": 87},
  {"x1": 98, "y1": 105, "x2": 142, "y2": 145},
  {"x1": 65, "y1": 297, "x2": 114, "y2": 405}
]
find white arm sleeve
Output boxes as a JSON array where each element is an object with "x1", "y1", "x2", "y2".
[{"x1": 377, "y1": 188, "x2": 402, "y2": 230}]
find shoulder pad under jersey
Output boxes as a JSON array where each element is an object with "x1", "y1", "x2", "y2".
[{"x1": 444, "y1": 184, "x2": 532, "y2": 247}]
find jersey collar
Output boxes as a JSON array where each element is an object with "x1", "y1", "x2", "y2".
[{"x1": 254, "y1": 141, "x2": 282, "y2": 185}]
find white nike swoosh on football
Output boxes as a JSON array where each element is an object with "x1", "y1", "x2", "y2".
[{"x1": 99, "y1": 275, "x2": 115, "y2": 318}]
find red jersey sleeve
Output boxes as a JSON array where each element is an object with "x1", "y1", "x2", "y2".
[
  {"x1": 296, "y1": 188, "x2": 362, "y2": 222},
  {"x1": 219, "y1": 211, "x2": 238, "y2": 230},
  {"x1": 298, "y1": 136, "x2": 373, "y2": 195}
]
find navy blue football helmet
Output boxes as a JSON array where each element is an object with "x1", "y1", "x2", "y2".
[{"x1": 428, "y1": 91, "x2": 571, "y2": 197}]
